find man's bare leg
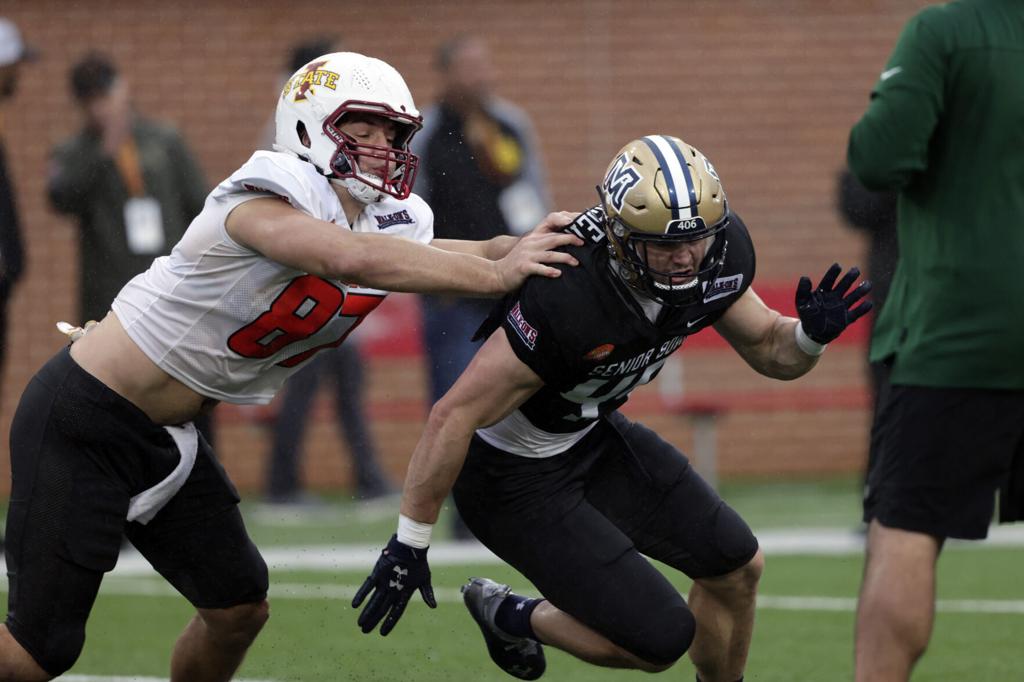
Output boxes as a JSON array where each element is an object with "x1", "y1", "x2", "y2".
[
  {"x1": 170, "y1": 601, "x2": 269, "y2": 682},
  {"x1": 687, "y1": 549, "x2": 764, "y2": 682},
  {"x1": 855, "y1": 520, "x2": 942, "y2": 682},
  {"x1": 530, "y1": 601, "x2": 672, "y2": 672},
  {"x1": 0, "y1": 625, "x2": 52, "y2": 681}
]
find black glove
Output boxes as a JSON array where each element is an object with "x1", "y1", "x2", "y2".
[
  {"x1": 353, "y1": 534, "x2": 436, "y2": 636},
  {"x1": 795, "y1": 263, "x2": 873, "y2": 344}
]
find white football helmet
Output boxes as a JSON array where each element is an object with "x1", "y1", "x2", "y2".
[
  {"x1": 599, "y1": 135, "x2": 729, "y2": 307},
  {"x1": 274, "y1": 52, "x2": 422, "y2": 203}
]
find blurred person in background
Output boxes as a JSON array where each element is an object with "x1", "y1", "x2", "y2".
[
  {"x1": 0, "y1": 50, "x2": 578, "y2": 681},
  {"x1": 47, "y1": 52, "x2": 217, "y2": 445},
  {"x1": 0, "y1": 16, "x2": 35, "y2": 556},
  {"x1": 847, "y1": 1, "x2": 1024, "y2": 680},
  {"x1": 354, "y1": 135, "x2": 871, "y2": 682},
  {"x1": 0, "y1": 18, "x2": 32, "y2": 407},
  {"x1": 260, "y1": 37, "x2": 395, "y2": 508},
  {"x1": 835, "y1": 168, "x2": 897, "y2": 486},
  {"x1": 412, "y1": 34, "x2": 551, "y2": 537}
]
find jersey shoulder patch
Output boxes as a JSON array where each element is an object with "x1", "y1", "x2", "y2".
[
  {"x1": 356, "y1": 192, "x2": 434, "y2": 244},
  {"x1": 497, "y1": 247, "x2": 617, "y2": 383},
  {"x1": 706, "y1": 211, "x2": 756, "y2": 304},
  {"x1": 213, "y1": 151, "x2": 343, "y2": 223}
]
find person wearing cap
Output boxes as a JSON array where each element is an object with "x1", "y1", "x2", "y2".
[{"x1": 0, "y1": 17, "x2": 32, "y2": 406}]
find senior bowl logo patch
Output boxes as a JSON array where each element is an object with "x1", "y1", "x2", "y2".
[
  {"x1": 508, "y1": 301, "x2": 538, "y2": 350},
  {"x1": 584, "y1": 344, "x2": 615, "y2": 361},
  {"x1": 703, "y1": 274, "x2": 743, "y2": 303}
]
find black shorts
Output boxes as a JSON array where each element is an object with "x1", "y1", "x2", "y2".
[
  {"x1": 453, "y1": 411, "x2": 758, "y2": 661},
  {"x1": 863, "y1": 365, "x2": 1024, "y2": 540},
  {"x1": 4, "y1": 348, "x2": 268, "y2": 674}
]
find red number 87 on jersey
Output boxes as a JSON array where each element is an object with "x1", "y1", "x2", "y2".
[{"x1": 227, "y1": 274, "x2": 384, "y2": 368}]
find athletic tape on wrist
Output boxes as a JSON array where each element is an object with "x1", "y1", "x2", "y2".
[
  {"x1": 795, "y1": 323, "x2": 827, "y2": 356},
  {"x1": 397, "y1": 513, "x2": 433, "y2": 549}
]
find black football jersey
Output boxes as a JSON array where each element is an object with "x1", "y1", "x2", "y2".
[{"x1": 476, "y1": 205, "x2": 756, "y2": 434}]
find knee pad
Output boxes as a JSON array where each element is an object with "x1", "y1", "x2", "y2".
[
  {"x1": 9, "y1": 617, "x2": 85, "y2": 677},
  {"x1": 712, "y1": 503, "x2": 760, "y2": 574},
  {"x1": 628, "y1": 603, "x2": 696, "y2": 666}
]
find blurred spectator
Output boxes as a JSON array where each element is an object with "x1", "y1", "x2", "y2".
[
  {"x1": 848, "y1": 1, "x2": 1024, "y2": 680},
  {"x1": 412, "y1": 34, "x2": 551, "y2": 537},
  {"x1": 47, "y1": 52, "x2": 215, "y2": 444},
  {"x1": 259, "y1": 37, "x2": 394, "y2": 505},
  {"x1": 0, "y1": 16, "x2": 35, "y2": 554},
  {"x1": 413, "y1": 34, "x2": 551, "y2": 413},
  {"x1": 0, "y1": 18, "x2": 31, "y2": 401},
  {"x1": 836, "y1": 168, "x2": 897, "y2": 480}
]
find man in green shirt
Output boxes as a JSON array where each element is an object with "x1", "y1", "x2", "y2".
[{"x1": 847, "y1": 1, "x2": 1024, "y2": 680}]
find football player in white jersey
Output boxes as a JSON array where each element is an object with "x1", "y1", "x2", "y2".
[{"x1": 0, "y1": 52, "x2": 580, "y2": 681}]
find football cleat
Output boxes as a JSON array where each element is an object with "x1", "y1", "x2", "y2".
[{"x1": 462, "y1": 577, "x2": 546, "y2": 680}]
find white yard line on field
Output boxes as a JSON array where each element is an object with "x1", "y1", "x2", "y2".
[
  {"x1": 86, "y1": 577, "x2": 1024, "y2": 615},
  {"x1": 94, "y1": 524, "x2": 1024, "y2": 577}
]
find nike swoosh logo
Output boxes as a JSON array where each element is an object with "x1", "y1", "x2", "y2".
[
  {"x1": 687, "y1": 315, "x2": 709, "y2": 328},
  {"x1": 880, "y1": 66, "x2": 902, "y2": 81}
]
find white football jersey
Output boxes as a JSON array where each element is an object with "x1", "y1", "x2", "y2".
[{"x1": 112, "y1": 151, "x2": 433, "y2": 404}]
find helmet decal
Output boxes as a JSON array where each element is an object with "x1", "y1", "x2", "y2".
[
  {"x1": 285, "y1": 60, "x2": 338, "y2": 102},
  {"x1": 602, "y1": 153, "x2": 642, "y2": 212}
]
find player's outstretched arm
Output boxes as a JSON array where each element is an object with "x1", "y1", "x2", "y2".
[
  {"x1": 353, "y1": 331, "x2": 543, "y2": 637},
  {"x1": 226, "y1": 199, "x2": 577, "y2": 296},
  {"x1": 432, "y1": 211, "x2": 583, "y2": 261},
  {"x1": 715, "y1": 264, "x2": 872, "y2": 380}
]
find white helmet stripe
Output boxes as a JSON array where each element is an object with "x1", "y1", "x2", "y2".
[{"x1": 642, "y1": 135, "x2": 697, "y2": 222}]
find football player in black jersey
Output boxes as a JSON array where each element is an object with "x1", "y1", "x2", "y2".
[{"x1": 355, "y1": 135, "x2": 871, "y2": 682}]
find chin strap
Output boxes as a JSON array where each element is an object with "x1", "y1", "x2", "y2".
[{"x1": 336, "y1": 176, "x2": 382, "y2": 204}]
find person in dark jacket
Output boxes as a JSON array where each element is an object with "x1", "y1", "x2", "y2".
[{"x1": 0, "y1": 18, "x2": 32, "y2": 401}]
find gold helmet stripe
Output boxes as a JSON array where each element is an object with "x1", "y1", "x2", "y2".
[{"x1": 641, "y1": 135, "x2": 698, "y2": 224}]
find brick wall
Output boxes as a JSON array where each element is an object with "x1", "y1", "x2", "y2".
[{"x1": 0, "y1": 0, "x2": 924, "y2": 495}]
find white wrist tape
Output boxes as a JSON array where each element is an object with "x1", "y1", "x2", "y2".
[
  {"x1": 795, "y1": 324, "x2": 828, "y2": 356},
  {"x1": 397, "y1": 514, "x2": 433, "y2": 549}
]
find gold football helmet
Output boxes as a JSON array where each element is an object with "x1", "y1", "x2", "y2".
[{"x1": 599, "y1": 135, "x2": 729, "y2": 307}]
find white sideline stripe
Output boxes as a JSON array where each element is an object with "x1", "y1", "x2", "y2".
[
  {"x1": 92, "y1": 524, "x2": 1024, "y2": 577},
  {"x1": 2, "y1": 526, "x2": 1021, "y2": 580},
  {"x1": 87, "y1": 579, "x2": 1024, "y2": 615},
  {"x1": 62, "y1": 671, "x2": 280, "y2": 675},
  {"x1": 60, "y1": 677, "x2": 278, "y2": 682}
]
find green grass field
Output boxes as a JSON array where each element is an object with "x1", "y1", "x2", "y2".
[{"x1": 7, "y1": 476, "x2": 1023, "y2": 681}]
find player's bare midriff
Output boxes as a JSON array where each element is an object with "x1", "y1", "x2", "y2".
[{"x1": 69, "y1": 313, "x2": 215, "y2": 426}]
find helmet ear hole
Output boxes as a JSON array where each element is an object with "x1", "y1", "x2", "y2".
[{"x1": 296, "y1": 121, "x2": 311, "y2": 148}]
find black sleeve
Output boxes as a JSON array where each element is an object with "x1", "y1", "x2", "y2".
[
  {"x1": 47, "y1": 135, "x2": 109, "y2": 216},
  {"x1": 836, "y1": 168, "x2": 898, "y2": 234},
  {"x1": 0, "y1": 145, "x2": 24, "y2": 290}
]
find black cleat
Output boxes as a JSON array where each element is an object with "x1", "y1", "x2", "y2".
[{"x1": 462, "y1": 577, "x2": 546, "y2": 680}]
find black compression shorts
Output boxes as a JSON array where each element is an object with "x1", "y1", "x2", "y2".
[
  {"x1": 453, "y1": 411, "x2": 758, "y2": 663},
  {"x1": 4, "y1": 348, "x2": 268, "y2": 675}
]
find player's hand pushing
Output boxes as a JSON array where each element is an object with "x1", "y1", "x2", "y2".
[
  {"x1": 495, "y1": 211, "x2": 583, "y2": 290},
  {"x1": 795, "y1": 263, "x2": 873, "y2": 344},
  {"x1": 353, "y1": 534, "x2": 436, "y2": 636}
]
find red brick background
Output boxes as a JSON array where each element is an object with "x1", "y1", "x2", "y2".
[{"x1": 0, "y1": 1, "x2": 924, "y2": 495}]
